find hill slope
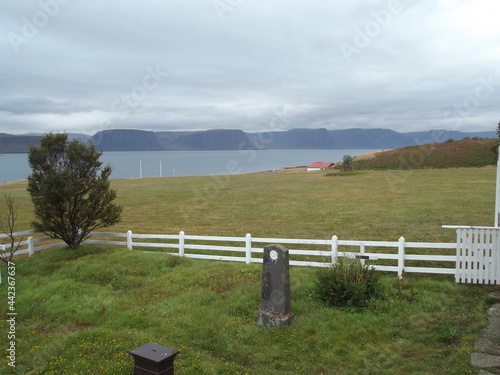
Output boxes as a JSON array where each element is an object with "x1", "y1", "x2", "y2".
[
  {"x1": 353, "y1": 138, "x2": 498, "y2": 169},
  {"x1": 0, "y1": 135, "x2": 41, "y2": 153}
]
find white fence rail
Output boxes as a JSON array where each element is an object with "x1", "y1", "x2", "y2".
[
  {"x1": 4, "y1": 229, "x2": 497, "y2": 283},
  {"x1": 0, "y1": 230, "x2": 66, "y2": 257},
  {"x1": 85, "y1": 230, "x2": 457, "y2": 279}
]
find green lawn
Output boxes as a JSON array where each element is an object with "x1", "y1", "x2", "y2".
[{"x1": 0, "y1": 166, "x2": 498, "y2": 374}]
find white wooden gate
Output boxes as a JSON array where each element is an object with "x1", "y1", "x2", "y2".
[{"x1": 449, "y1": 226, "x2": 500, "y2": 284}]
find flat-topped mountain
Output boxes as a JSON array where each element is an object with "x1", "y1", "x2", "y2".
[
  {"x1": 89, "y1": 129, "x2": 163, "y2": 151},
  {"x1": 157, "y1": 129, "x2": 252, "y2": 150}
]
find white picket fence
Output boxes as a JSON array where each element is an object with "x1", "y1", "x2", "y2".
[
  {"x1": 444, "y1": 226, "x2": 500, "y2": 284},
  {"x1": 76, "y1": 230, "x2": 457, "y2": 279},
  {"x1": 4, "y1": 228, "x2": 500, "y2": 284}
]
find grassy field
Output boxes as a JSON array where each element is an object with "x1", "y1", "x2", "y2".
[{"x1": 0, "y1": 165, "x2": 499, "y2": 374}]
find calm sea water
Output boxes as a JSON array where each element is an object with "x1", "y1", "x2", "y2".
[{"x1": 0, "y1": 149, "x2": 378, "y2": 184}]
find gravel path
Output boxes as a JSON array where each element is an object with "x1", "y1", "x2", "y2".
[{"x1": 472, "y1": 292, "x2": 500, "y2": 374}]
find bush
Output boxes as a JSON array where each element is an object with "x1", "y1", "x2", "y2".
[
  {"x1": 342, "y1": 154, "x2": 353, "y2": 171},
  {"x1": 314, "y1": 257, "x2": 381, "y2": 308}
]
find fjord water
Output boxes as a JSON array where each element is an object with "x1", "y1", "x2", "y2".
[{"x1": 0, "y1": 149, "x2": 379, "y2": 184}]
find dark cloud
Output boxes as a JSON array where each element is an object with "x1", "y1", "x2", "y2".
[{"x1": 1, "y1": 0, "x2": 499, "y2": 135}]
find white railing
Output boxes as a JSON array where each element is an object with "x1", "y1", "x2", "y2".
[
  {"x1": 444, "y1": 226, "x2": 500, "y2": 284},
  {"x1": 0, "y1": 230, "x2": 66, "y2": 257},
  {"x1": 85, "y1": 230, "x2": 457, "y2": 278},
  {"x1": 0, "y1": 229, "x2": 460, "y2": 279}
]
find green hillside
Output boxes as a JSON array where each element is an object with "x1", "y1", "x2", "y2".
[{"x1": 354, "y1": 138, "x2": 498, "y2": 170}]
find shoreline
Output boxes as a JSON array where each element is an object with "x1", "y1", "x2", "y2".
[{"x1": 0, "y1": 150, "x2": 385, "y2": 185}]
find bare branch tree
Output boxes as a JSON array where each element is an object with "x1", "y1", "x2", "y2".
[{"x1": 0, "y1": 194, "x2": 23, "y2": 264}]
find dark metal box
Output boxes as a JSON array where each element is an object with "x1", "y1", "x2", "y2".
[{"x1": 129, "y1": 342, "x2": 179, "y2": 375}]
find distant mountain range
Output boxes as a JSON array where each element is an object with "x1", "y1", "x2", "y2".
[{"x1": 0, "y1": 128, "x2": 495, "y2": 153}]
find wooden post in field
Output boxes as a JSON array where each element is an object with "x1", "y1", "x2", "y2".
[
  {"x1": 495, "y1": 146, "x2": 500, "y2": 227},
  {"x1": 397, "y1": 237, "x2": 405, "y2": 279},
  {"x1": 28, "y1": 237, "x2": 34, "y2": 257},
  {"x1": 179, "y1": 231, "x2": 185, "y2": 256},
  {"x1": 331, "y1": 235, "x2": 338, "y2": 265},
  {"x1": 245, "y1": 233, "x2": 252, "y2": 264},
  {"x1": 127, "y1": 230, "x2": 133, "y2": 250}
]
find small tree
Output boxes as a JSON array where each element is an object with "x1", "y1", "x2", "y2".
[
  {"x1": 314, "y1": 257, "x2": 381, "y2": 309},
  {"x1": 0, "y1": 194, "x2": 22, "y2": 264},
  {"x1": 342, "y1": 154, "x2": 353, "y2": 171},
  {"x1": 27, "y1": 133, "x2": 122, "y2": 249}
]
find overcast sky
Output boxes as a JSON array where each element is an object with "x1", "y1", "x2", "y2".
[{"x1": 1, "y1": 0, "x2": 499, "y2": 135}]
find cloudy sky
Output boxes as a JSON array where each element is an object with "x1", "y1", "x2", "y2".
[{"x1": 1, "y1": 0, "x2": 499, "y2": 135}]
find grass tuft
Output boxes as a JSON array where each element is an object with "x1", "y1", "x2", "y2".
[{"x1": 314, "y1": 257, "x2": 382, "y2": 309}]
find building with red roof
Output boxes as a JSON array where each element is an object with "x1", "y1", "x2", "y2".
[{"x1": 307, "y1": 162, "x2": 334, "y2": 171}]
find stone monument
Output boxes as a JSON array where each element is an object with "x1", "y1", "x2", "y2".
[{"x1": 257, "y1": 244, "x2": 294, "y2": 328}]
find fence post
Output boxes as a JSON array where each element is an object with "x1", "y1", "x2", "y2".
[
  {"x1": 495, "y1": 145, "x2": 500, "y2": 227},
  {"x1": 28, "y1": 237, "x2": 34, "y2": 257},
  {"x1": 359, "y1": 243, "x2": 366, "y2": 266},
  {"x1": 398, "y1": 237, "x2": 405, "y2": 279},
  {"x1": 179, "y1": 231, "x2": 185, "y2": 257},
  {"x1": 127, "y1": 230, "x2": 133, "y2": 250},
  {"x1": 245, "y1": 233, "x2": 252, "y2": 264},
  {"x1": 331, "y1": 235, "x2": 338, "y2": 265},
  {"x1": 0, "y1": 245, "x2": 3, "y2": 284}
]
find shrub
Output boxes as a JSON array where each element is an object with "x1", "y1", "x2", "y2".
[
  {"x1": 342, "y1": 154, "x2": 353, "y2": 171},
  {"x1": 314, "y1": 257, "x2": 381, "y2": 308}
]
